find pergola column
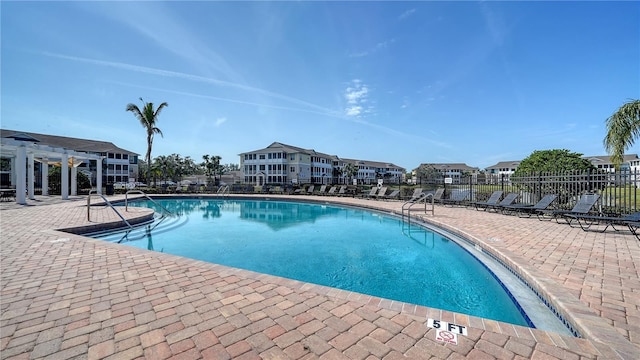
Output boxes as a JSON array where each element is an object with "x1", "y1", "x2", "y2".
[
  {"x1": 41, "y1": 160, "x2": 49, "y2": 196},
  {"x1": 28, "y1": 153, "x2": 35, "y2": 200},
  {"x1": 16, "y1": 146, "x2": 26, "y2": 205},
  {"x1": 71, "y1": 160, "x2": 77, "y2": 196},
  {"x1": 96, "y1": 158, "x2": 103, "y2": 194},
  {"x1": 61, "y1": 153, "x2": 69, "y2": 200},
  {"x1": 10, "y1": 157, "x2": 16, "y2": 187}
]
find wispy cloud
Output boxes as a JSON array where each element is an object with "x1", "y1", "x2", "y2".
[
  {"x1": 349, "y1": 39, "x2": 395, "y2": 58},
  {"x1": 79, "y1": 1, "x2": 243, "y2": 83},
  {"x1": 42, "y1": 51, "x2": 341, "y2": 116},
  {"x1": 214, "y1": 117, "x2": 227, "y2": 127},
  {"x1": 344, "y1": 80, "x2": 372, "y2": 117},
  {"x1": 398, "y1": 9, "x2": 416, "y2": 20}
]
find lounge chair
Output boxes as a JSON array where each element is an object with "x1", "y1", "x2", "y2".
[
  {"x1": 564, "y1": 211, "x2": 640, "y2": 234},
  {"x1": 473, "y1": 191, "x2": 504, "y2": 211},
  {"x1": 315, "y1": 185, "x2": 327, "y2": 195},
  {"x1": 431, "y1": 188, "x2": 445, "y2": 202},
  {"x1": 361, "y1": 187, "x2": 379, "y2": 199},
  {"x1": 327, "y1": 186, "x2": 337, "y2": 195},
  {"x1": 627, "y1": 222, "x2": 640, "y2": 240},
  {"x1": 380, "y1": 189, "x2": 400, "y2": 201},
  {"x1": 484, "y1": 192, "x2": 519, "y2": 212},
  {"x1": 406, "y1": 188, "x2": 423, "y2": 201},
  {"x1": 501, "y1": 194, "x2": 558, "y2": 217},
  {"x1": 439, "y1": 189, "x2": 471, "y2": 206},
  {"x1": 537, "y1": 193, "x2": 600, "y2": 223},
  {"x1": 373, "y1": 186, "x2": 388, "y2": 200},
  {"x1": 336, "y1": 185, "x2": 347, "y2": 196}
]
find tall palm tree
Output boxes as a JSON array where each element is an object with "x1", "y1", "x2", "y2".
[
  {"x1": 126, "y1": 98, "x2": 168, "y2": 182},
  {"x1": 604, "y1": 99, "x2": 640, "y2": 168}
]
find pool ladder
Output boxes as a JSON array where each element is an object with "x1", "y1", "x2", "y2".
[
  {"x1": 87, "y1": 191, "x2": 133, "y2": 229},
  {"x1": 216, "y1": 185, "x2": 230, "y2": 197},
  {"x1": 401, "y1": 192, "x2": 435, "y2": 226},
  {"x1": 125, "y1": 190, "x2": 175, "y2": 217}
]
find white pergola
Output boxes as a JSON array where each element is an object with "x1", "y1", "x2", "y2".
[{"x1": 0, "y1": 136, "x2": 104, "y2": 204}]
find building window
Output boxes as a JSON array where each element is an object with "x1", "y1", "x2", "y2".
[
  {"x1": 290, "y1": 167, "x2": 295, "y2": 173},
  {"x1": 259, "y1": 154, "x2": 265, "y2": 160}
]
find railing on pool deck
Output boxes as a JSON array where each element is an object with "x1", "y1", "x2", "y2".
[
  {"x1": 87, "y1": 190, "x2": 133, "y2": 230},
  {"x1": 216, "y1": 185, "x2": 230, "y2": 197},
  {"x1": 125, "y1": 190, "x2": 175, "y2": 217},
  {"x1": 401, "y1": 192, "x2": 435, "y2": 226}
]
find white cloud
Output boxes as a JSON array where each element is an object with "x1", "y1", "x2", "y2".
[
  {"x1": 344, "y1": 80, "x2": 372, "y2": 117},
  {"x1": 349, "y1": 39, "x2": 395, "y2": 58},
  {"x1": 398, "y1": 9, "x2": 416, "y2": 20},
  {"x1": 215, "y1": 117, "x2": 227, "y2": 127}
]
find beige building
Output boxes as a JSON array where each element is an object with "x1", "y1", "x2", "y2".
[
  {"x1": 239, "y1": 142, "x2": 405, "y2": 186},
  {"x1": 1, "y1": 128, "x2": 140, "y2": 186}
]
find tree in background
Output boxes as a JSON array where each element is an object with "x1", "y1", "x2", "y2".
[
  {"x1": 413, "y1": 164, "x2": 441, "y2": 185},
  {"x1": 604, "y1": 99, "x2": 640, "y2": 168},
  {"x1": 48, "y1": 167, "x2": 91, "y2": 195},
  {"x1": 513, "y1": 149, "x2": 595, "y2": 174},
  {"x1": 223, "y1": 163, "x2": 240, "y2": 172},
  {"x1": 202, "y1": 155, "x2": 223, "y2": 185},
  {"x1": 343, "y1": 163, "x2": 358, "y2": 184},
  {"x1": 511, "y1": 149, "x2": 598, "y2": 206},
  {"x1": 126, "y1": 98, "x2": 168, "y2": 182}
]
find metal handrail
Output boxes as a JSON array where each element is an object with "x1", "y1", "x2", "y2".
[
  {"x1": 401, "y1": 192, "x2": 435, "y2": 225},
  {"x1": 87, "y1": 190, "x2": 133, "y2": 229},
  {"x1": 125, "y1": 190, "x2": 174, "y2": 216},
  {"x1": 217, "y1": 185, "x2": 230, "y2": 197}
]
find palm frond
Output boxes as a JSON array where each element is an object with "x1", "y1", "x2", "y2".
[{"x1": 604, "y1": 99, "x2": 640, "y2": 167}]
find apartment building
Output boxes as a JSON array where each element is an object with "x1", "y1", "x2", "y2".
[
  {"x1": 0, "y1": 129, "x2": 140, "y2": 186},
  {"x1": 414, "y1": 163, "x2": 480, "y2": 184},
  {"x1": 485, "y1": 155, "x2": 639, "y2": 175},
  {"x1": 239, "y1": 142, "x2": 406, "y2": 186}
]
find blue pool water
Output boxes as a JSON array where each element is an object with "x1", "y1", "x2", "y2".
[{"x1": 98, "y1": 199, "x2": 530, "y2": 326}]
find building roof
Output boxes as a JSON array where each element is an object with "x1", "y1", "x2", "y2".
[
  {"x1": 0, "y1": 129, "x2": 138, "y2": 155},
  {"x1": 582, "y1": 154, "x2": 639, "y2": 164},
  {"x1": 485, "y1": 161, "x2": 521, "y2": 170},
  {"x1": 240, "y1": 142, "x2": 405, "y2": 171},
  {"x1": 418, "y1": 163, "x2": 479, "y2": 172},
  {"x1": 341, "y1": 158, "x2": 404, "y2": 170}
]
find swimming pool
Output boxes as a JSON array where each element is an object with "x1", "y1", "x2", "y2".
[{"x1": 98, "y1": 198, "x2": 531, "y2": 326}]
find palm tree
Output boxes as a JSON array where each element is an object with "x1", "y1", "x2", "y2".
[
  {"x1": 604, "y1": 99, "x2": 640, "y2": 168},
  {"x1": 343, "y1": 163, "x2": 358, "y2": 185},
  {"x1": 126, "y1": 98, "x2": 168, "y2": 181}
]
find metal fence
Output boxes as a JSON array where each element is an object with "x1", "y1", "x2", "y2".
[{"x1": 418, "y1": 169, "x2": 639, "y2": 215}]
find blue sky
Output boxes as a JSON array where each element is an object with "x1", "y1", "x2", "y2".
[{"x1": 2, "y1": 1, "x2": 638, "y2": 170}]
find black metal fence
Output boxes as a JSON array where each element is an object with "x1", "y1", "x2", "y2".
[{"x1": 419, "y1": 169, "x2": 639, "y2": 216}]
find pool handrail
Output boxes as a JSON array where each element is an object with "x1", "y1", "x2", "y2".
[
  {"x1": 125, "y1": 190, "x2": 174, "y2": 216},
  {"x1": 401, "y1": 192, "x2": 435, "y2": 225},
  {"x1": 216, "y1": 185, "x2": 230, "y2": 197},
  {"x1": 87, "y1": 190, "x2": 133, "y2": 230}
]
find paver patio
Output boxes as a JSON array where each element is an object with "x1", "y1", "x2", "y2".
[{"x1": 1, "y1": 194, "x2": 638, "y2": 359}]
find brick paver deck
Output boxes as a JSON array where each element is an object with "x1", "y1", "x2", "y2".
[{"x1": 1, "y1": 194, "x2": 638, "y2": 359}]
